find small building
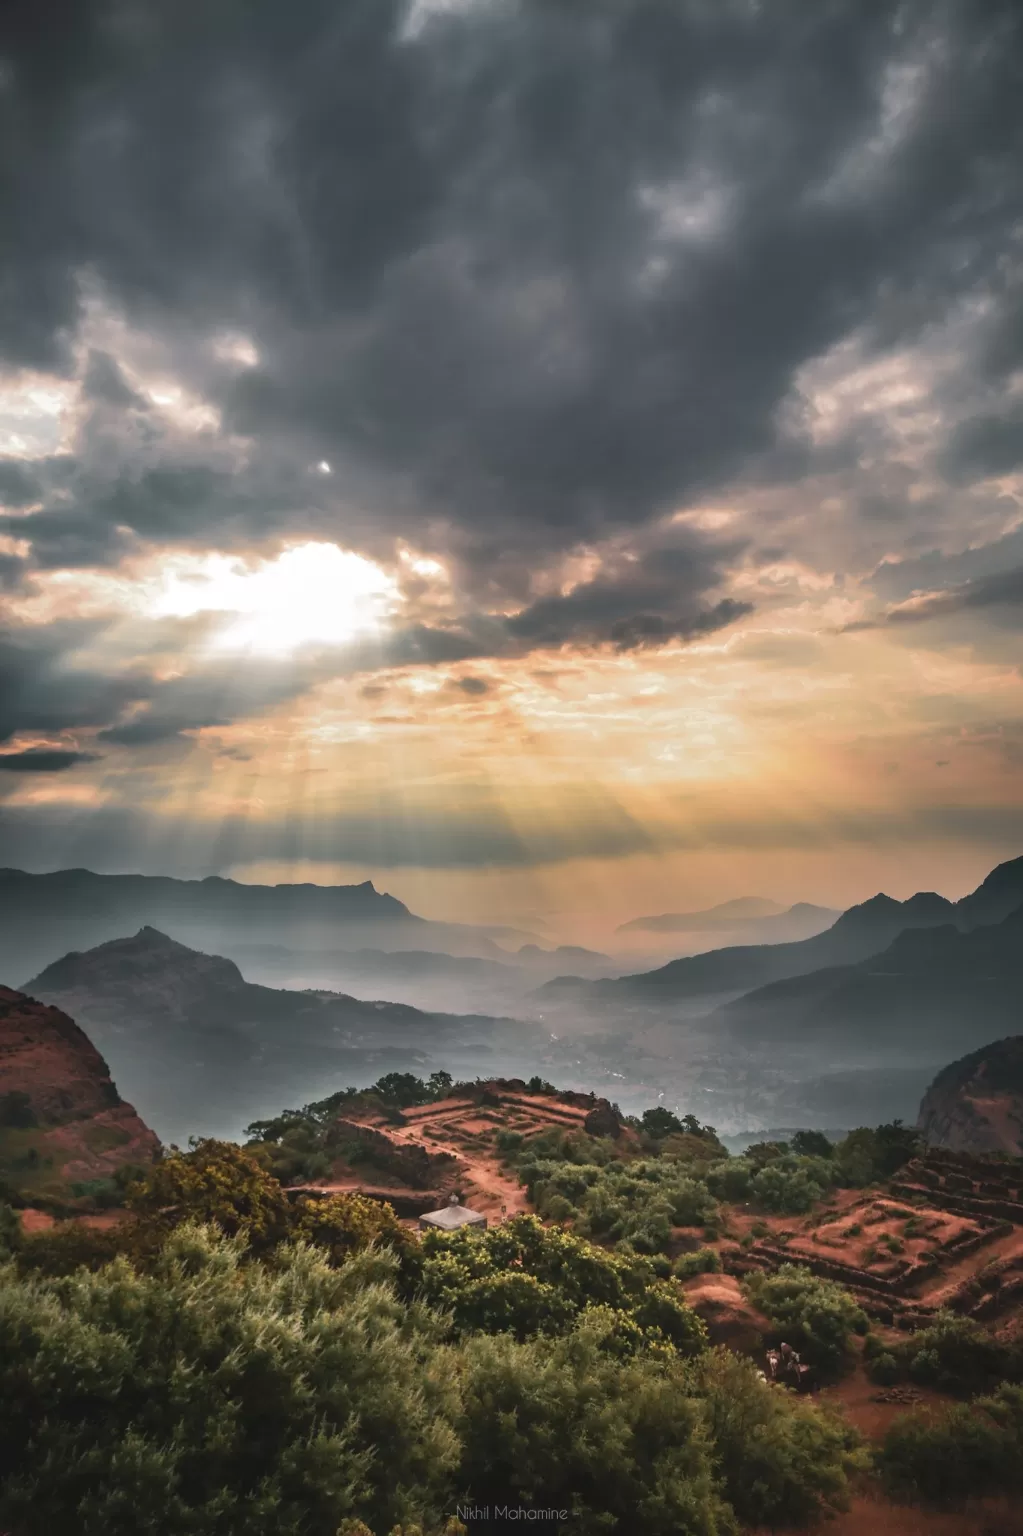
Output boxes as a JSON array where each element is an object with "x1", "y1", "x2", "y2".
[{"x1": 419, "y1": 1192, "x2": 488, "y2": 1233}]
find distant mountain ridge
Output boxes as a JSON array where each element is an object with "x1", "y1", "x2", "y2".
[
  {"x1": 0, "y1": 866, "x2": 412, "y2": 920},
  {"x1": 617, "y1": 897, "x2": 785, "y2": 932},
  {"x1": 716, "y1": 902, "x2": 1023, "y2": 1059},
  {"x1": 541, "y1": 855, "x2": 1023, "y2": 1004},
  {"x1": 23, "y1": 927, "x2": 541, "y2": 1144},
  {"x1": 0, "y1": 867, "x2": 539, "y2": 982}
]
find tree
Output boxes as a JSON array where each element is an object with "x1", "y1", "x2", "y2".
[
  {"x1": 641, "y1": 1107, "x2": 685, "y2": 1139},
  {"x1": 125, "y1": 1139, "x2": 291, "y2": 1248},
  {"x1": 790, "y1": 1130, "x2": 834, "y2": 1159},
  {"x1": 455, "y1": 1330, "x2": 732, "y2": 1535},
  {"x1": 743, "y1": 1265, "x2": 868, "y2": 1379},
  {"x1": 0, "y1": 1090, "x2": 38, "y2": 1129},
  {"x1": 684, "y1": 1348, "x2": 864, "y2": 1526},
  {"x1": 0, "y1": 1227, "x2": 459, "y2": 1536},
  {"x1": 289, "y1": 1191, "x2": 411, "y2": 1268},
  {"x1": 877, "y1": 1384, "x2": 1023, "y2": 1505},
  {"x1": 866, "y1": 1311, "x2": 1023, "y2": 1397}
]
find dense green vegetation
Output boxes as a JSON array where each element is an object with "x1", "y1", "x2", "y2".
[
  {"x1": 864, "y1": 1311, "x2": 1023, "y2": 1397},
  {"x1": 743, "y1": 1265, "x2": 869, "y2": 1379},
  {"x1": 243, "y1": 1072, "x2": 458, "y2": 1185},
  {"x1": 417, "y1": 1214, "x2": 708, "y2": 1354},
  {"x1": 0, "y1": 1137, "x2": 869, "y2": 1535},
  {"x1": 6, "y1": 1080, "x2": 1018, "y2": 1531},
  {"x1": 877, "y1": 1384, "x2": 1023, "y2": 1505},
  {"x1": 501, "y1": 1114, "x2": 922, "y2": 1255}
]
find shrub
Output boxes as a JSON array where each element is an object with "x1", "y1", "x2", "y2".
[
  {"x1": 790, "y1": 1130, "x2": 834, "y2": 1159},
  {"x1": 289, "y1": 1191, "x2": 411, "y2": 1267},
  {"x1": 749, "y1": 1156, "x2": 836, "y2": 1215},
  {"x1": 15, "y1": 1220, "x2": 127, "y2": 1278},
  {"x1": 673, "y1": 1247, "x2": 722, "y2": 1278},
  {"x1": 455, "y1": 1330, "x2": 731, "y2": 1535},
  {"x1": 866, "y1": 1311, "x2": 1023, "y2": 1396},
  {"x1": 0, "y1": 1218, "x2": 875, "y2": 1536},
  {"x1": 685, "y1": 1348, "x2": 864, "y2": 1526},
  {"x1": 416, "y1": 1215, "x2": 708, "y2": 1357},
  {"x1": 125, "y1": 1139, "x2": 292, "y2": 1249},
  {"x1": 0, "y1": 1201, "x2": 21, "y2": 1259},
  {"x1": 68, "y1": 1177, "x2": 122, "y2": 1209},
  {"x1": 705, "y1": 1159, "x2": 753, "y2": 1203},
  {"x1": 877, "y1": 1384, "x2": 1023, "y2": 1505},
  {"x1": 0, "y1": 1227, "x2": 460, "y2": 1536},
  {"x1": 834, "y1": 1122, "x2": 920, "y2": 1187},
  {"x1": 743, "y1": 1265, "x2": 868, "y2": 1379}
]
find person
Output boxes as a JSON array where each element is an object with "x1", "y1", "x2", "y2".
[{"x1": 778, "y1": 1342, "x2": 801, "y2": 1384}]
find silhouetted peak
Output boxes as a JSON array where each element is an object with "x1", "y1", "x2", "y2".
[{"x1": 831, "y1": 892, "x2": 900, "y2": 928}]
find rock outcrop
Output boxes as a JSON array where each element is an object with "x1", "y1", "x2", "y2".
[
  {"x1": 917, "y1": 1036, "x2": 1023, "y2": 1155},
  {"x1": 0, "y1": 986, "x2": 160, "y2": 1189}
]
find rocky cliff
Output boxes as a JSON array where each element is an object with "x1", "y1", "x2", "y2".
[
  {"x1": 917, "y1": 1036, "x2": 1023, "y2": 1155},
  {"x1": 0, "y1": 986, "x2": 160, "y2": 1191}
]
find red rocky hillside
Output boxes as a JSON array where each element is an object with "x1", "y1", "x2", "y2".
[{"x1": 0, "y1": 985, "x2": 160, "y2": 1191}]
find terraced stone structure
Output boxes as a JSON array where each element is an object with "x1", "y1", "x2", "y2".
[{"x1": 730, "y1": 1147, "x2": 1023, "y2": 1333}]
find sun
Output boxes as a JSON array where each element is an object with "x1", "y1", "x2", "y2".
[{"x1": 150, "y1": 542, "x2": 398, "y2": 654}]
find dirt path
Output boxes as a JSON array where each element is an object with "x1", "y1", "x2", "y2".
[
  {"x1": 788, "y1": 1491, "x2": 1023, "y2": 1536},
  {"x1": 386, "y1": 1115, "x2": 529, "y2": 1218}
]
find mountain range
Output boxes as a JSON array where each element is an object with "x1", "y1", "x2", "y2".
[
  {"x1": 0, "y1": 868, "x2": 544, "y2": 984},
  {"x1": 541, "y1": 855, "x2": 1023, "y2": 1004},
  {"x1": 616, "y1": 899, "x2": 840, "y2": 945},
  {"x1": 22, "y1": 927, "x2": 543, "y2": 1144},
  {"x1": 716, "y1": 903, "x2": 1023, "y2": 1060}
]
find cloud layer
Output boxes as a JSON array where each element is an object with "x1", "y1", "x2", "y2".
[{"x1": 0, "y1": 0, "x2": 1021, "y2": 885}]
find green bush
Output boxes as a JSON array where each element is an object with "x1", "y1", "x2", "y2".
[
  {"x1": 865, "y1": 1311, "x2": 1023, "y2": 1396},
  {"x1": 673, "y1": 1247, "x2": 722, "y2": 1278},
  {"x1": 834, "y1": 1122, "x2": 920, "y2": 1186},
  {"x1": 0, "y1": 1202, "x2": 21, "y2": 1260},
  {"x1": 684, "y1": 1348, "x2": 864, "y2": 1526},
  {"x1": 750, "y1": 1156, "x2": 836, "y2": 1215},
  {"x1": 68, "y1": 1177, "x2": 122, "y2": 1209},
  {"x1": 456, "y1": 1329, "x2": 732, "y2": 1534},
  {"x1": 0, "y1": 1227, "x2": 459, "y2": 1536},
  {"x1": 416, "y1": 1215, "x2": 707, "y2": 1356},
  {"x1": 743, "y1": 1265, "x2": 868, "y2": 1379},
  {"x1": 15, "y1": 1220, "x2": 127, "y2": 1278},
  {"x1": 877, "y1": 1384, "x2": 1023, "y2": 1505},
  {"x1": 0, "y1": 1218, "x2": 875, "y2": 1536}
]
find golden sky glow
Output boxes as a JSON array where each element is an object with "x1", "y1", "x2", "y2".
[{"x1": 2, "y1": 3, "x2": 1022, "y2": 949}]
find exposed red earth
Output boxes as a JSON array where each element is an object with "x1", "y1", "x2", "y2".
[{"x1": 0, "y1": 986, "x2": 159, "y2": 1203}]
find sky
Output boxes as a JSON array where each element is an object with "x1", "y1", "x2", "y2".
[{"x1": 1, "y1": 0, "x2": 1022, "y2": 945}]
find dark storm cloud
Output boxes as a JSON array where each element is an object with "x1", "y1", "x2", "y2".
[
  {"x1": 885, "y1": 567, "x2": 1023, "y2": 626},
  {"x1": 506, "y1": 539, "x2": 751, "y2": 650},
  {"x1": 0, "y1": 748, "x2": 99, "y2": 772},
  {"x1": 847, "y1": 564, "x2": 1023, "y2": 632},
  {"x1": 0, "y1": 625, "x2": 153, "y2": 745},
  {"x1": 0, "y1": 460, "x2": 39, "y2": 508},
  {"x1": 81, "y1": 349, "x2": 147, "y2": 409},
  {"x1": 2, "y1": 0, "x2": 1022, "y2": 581},
  {"x1": 939, "y1": 408, "x2": 1023, "y2": 484}
]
